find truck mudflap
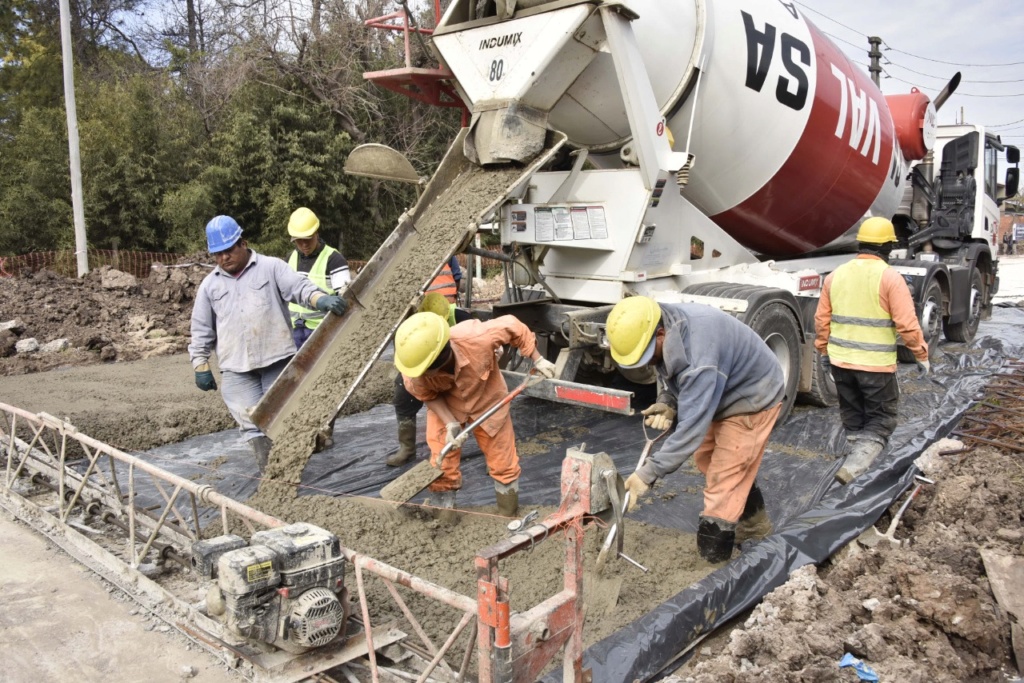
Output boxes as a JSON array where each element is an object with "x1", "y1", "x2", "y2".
[
  {"x1": 251, "y1": 129, "x2": 568, "y2": 444},
  {"x1": 500, "y1": 370, "x2": 634, "y2": 415}
]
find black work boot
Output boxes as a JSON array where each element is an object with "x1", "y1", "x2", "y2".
[
  {"x1": 387, "y1": 418, "x2": 417, "y2": 467},
  {"x1": 734, "y1": 483, "x2": 772, "y2": 543},
  {"x1": 248, "y1": 436, "x2": 272, "y2": 475},
  {"x1": 697, "y1": 515, "x2": 736, "y2": 563},
  {"x1": 495, "y1": 480, "x2": 519, "y2": 517}
]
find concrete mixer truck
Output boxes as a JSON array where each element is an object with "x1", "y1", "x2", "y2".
[{"x1": 392, "y1": 0, "x2": 1019, "y2": 418}]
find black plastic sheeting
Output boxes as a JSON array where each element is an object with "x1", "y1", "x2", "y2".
[
  {"x1": 130, "y1": 307, "x2": 1024, "y2": 680},
  {"x1": 566, "y1": 305, "x2": 1024, "y2": 683}
]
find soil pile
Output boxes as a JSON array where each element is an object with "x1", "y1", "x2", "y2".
[
  {"x1": 673, "y1": 439, "x2": 1023, "y2": 683},
  {"x1": 0, "y1": 261, "x2": 209, "y2": 376}
]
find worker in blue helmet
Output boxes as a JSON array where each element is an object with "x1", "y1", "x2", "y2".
[{"x1": 188, "y1": 215, "x2": 349, "y2": 474}]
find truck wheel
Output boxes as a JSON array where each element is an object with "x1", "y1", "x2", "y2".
[
  {"x1": 897, "y1": 280, "x2": 942, "y2": 362},
  {"x1": 748, "y1": 303, "x2": 801, "y2": 423},
  {"x1": 799, "y1": 351, "x2": 837, "y2": 407},
  {"x1": 942, "y1": 268, "x2": 983, "y2": 343}
]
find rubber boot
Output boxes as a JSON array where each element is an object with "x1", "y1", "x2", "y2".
[
  {"x1": 734, "y1": 483, "x2": 772, "y2": 543},
  {"x1": 248, "y1": 436, "x2": 272, "y2": 475},
  {"x1": 387, "y1": 418, "x2": 417, "y2": 467},
  {"x1": 431, "y1": 490, "x2": 459, "y2": 526},
  {"x1": 696, "y1": 515, "x2": 736, "y2": 563},
  {"x1": 495, "y1": 479, "x2": 519, "y2": 517},
  {"x1": 836, "y1": 438, "x2": 885, "y2": 484}
]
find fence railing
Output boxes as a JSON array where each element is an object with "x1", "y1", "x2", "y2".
[{"x1": 0, "y1": 250, "x2": 186, "y2": 280}]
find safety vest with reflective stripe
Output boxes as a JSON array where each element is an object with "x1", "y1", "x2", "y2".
[
  {"x1": 288, "y1": 246, "x2": 337, "y2": 330},
  {"x1": 827, "y1": 258, "x2": 898, "y2": 367},
  {"x1": 426, "y1": 261, "x2": 457, "y2": 302}
]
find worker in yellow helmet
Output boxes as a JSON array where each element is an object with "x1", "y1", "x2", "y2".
[
  {"x1": 815, "y1": 217, "x2": 929, "y2": 484},
  {"x1": 605, "y1": 295, "x2": 786, "y2": 564},
  {"x1": 393, "y1": 310, "x2": 556, "y2": 518},
  {"x1": 388, "y1": 292, "x2": 472, "y2": 467},
  {"x1": 286, "y1": 207, "x2": 352, "y2": 451}
]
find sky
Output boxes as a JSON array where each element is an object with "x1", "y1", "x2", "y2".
[{"x1": 800, "y1": 0, "x2": 1024, "y2": 148}]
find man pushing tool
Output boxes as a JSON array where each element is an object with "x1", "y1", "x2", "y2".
[
  {"x1": 605, "y1": 296, "x2": 785, "y2": 563},
  {"x1": 392, "y1": 312, "x2": 556, "y2": 518}
]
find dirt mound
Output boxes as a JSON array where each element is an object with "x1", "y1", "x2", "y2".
[
  {"x1": 674, "y1": 443, "x2": 1023, "y2": 683},
  {"x1": 0, "y1": 261, "x2": 210, "y2": 376}
]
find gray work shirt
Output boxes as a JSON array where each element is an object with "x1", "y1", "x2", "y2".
[
  {"x1": 188, "y1": 250, "x2": 323, "y2": 373},
  {"x1": 638, "y1": 303, "x2": 787, "y2": 484}
]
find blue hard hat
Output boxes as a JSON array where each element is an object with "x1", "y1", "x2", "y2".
[{"x1": 205, "y1": 215, "x2": 243, "y2": 253}]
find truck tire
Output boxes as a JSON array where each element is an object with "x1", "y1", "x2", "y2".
[
  {"x1": 942, "y1": 268, "x2": 983, "y2": 343},
  {"x1": 799, "y1": 350, "x2": 838, "y2": 408},
  {"x1": 897, "y1": 280, "x2": 942, "y2": 362},
  {"x1": 747, "y1": 302, "x2": 801, "y2": 423}
]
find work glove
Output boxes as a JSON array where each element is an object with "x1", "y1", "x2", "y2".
[
  {"x1": 917, "y1": 359, "x2": 931, "y2": 377},
  {"x1": 314, "y1": 294, "x2": 348, "y2": 316},
  {"x1": 623, "y1": 473, "x2": 650, "y2": 512},
  {"x1": 821, "y1": 355, "x2": 834, "y2": 381},
  {"x1": 533, "y1": 357, "x2": 557, "y2": 379},
  {"x1": 445, "y1": 422, "x2": 469, "y2": 450},
  {"x1": 194, "y1": 364, "x2": 217, "y2": 392},
  {"x1": 641, "y1": 402, "x2": 677, "y2": 431}
]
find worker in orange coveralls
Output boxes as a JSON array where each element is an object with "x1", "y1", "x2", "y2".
[
  {"x1": 392, "y1": 312, "x2": 556, "y2": 518},
  {"x1": 606, "y1": 296, "x2": 786, "y2": 564}
]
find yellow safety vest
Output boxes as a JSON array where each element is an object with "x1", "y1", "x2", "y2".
[
  {"x1": 288, "y1": 246, "x2": 337, "y2": 330},
  {"x1": 827, "y1": 258, "x2": 898, "y2": 367}
]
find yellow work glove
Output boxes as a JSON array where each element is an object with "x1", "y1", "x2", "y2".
[
  {"x1": 445, "y1": 422, "x2": 469, "y2": 450},
  {"x1": 623, "y1": 473, "x2": 650, "y2": 512},
  {"x1": 641, "y1": 402, "x2": 676, "y2": 431}
]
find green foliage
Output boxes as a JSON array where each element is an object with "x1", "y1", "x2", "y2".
[
  {"x1": 0, "y1": 107, "x2": 74, "y2": 253},
  {"x1": 0, "y1": 1, "x2": 468, "y2": 263},
  {"x1": 198, "y1": 85, "x2": 376, "y2": 259}
]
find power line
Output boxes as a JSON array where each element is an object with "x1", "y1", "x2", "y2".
[
  {"x1": 796, "y1": 2, "x2": 865, "y2": 39},
  {"x1": 800, "y1": 1, "x2": 1024, "y2": 68},
  {"x1": 885, "y1": 61, "x2": 1024, "y2": 85},
  {"x1": 989, "y1": 117, "x2": 1024, "y2": 129},
  {"x1": 882, "y1": 42, "x2": 1024, "y2": 68},
  {"x1": 883, "y1": 70, "x2": 1024, "y2": 97}
]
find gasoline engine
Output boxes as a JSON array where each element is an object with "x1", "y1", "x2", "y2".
[{"x1": 191, "y1": 522, "x2": 350, "y2": 653}]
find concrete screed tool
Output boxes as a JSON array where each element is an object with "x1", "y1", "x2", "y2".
[
  {"x1": 379, "y1": 370, "x2": 540, "y2": 504},
  {"x1": 595, "y1": 422, "x2": 668, "y2": 575}
]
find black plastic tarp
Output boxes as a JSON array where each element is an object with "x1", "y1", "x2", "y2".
[
  {"x1": 132, "y1": 307, "x2": 1024, "y2": 681},
  {"x1": 568, "y1": 306, "x2": 1024, "y2": 682}
]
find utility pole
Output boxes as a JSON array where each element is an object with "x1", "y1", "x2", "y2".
[
  {"x1": 868, "y1": 36, "x2": 882, "y2": 87},
  {"x1": 58, "y1": 0, "x2": 89, "y2": 277}
]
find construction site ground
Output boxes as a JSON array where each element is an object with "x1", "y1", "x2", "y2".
[{"x1": 1, "y1": 257, "x2": 1023, "y2": 682}]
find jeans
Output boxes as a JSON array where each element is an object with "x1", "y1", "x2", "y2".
[
  {"x1": 220, "y1": 357, "x2": 291, "y2": 441},
  {"x1": 832, "y1": 365, "x2": 900, "y2": 443}
]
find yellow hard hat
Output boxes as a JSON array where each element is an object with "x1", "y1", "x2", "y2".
[
  {"x1": 856, "y1": 217, "x2": 897, "y2": 244},
  {"x1": 394, "y1": 312, "x2": 451, "y2": 377},
  {"x1": 418, "y1": 292, "x2": 451, "y2": 321},
  {"x1": 606, "y1": 296, "x2": 662, "y2": 368},
  {"x1": 288, "y1": 207, "x2": 320, "y2": 239}
]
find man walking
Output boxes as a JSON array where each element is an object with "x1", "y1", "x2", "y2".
[
  {"x1": 393, "y1": 312, "x2": 556, "y2": 518},
  {"x1": 189, "y1": 215, "x2": 348, "y2": 473},
  {"x1": 286, "y1": 207, "x2": 352, "y2": 450},
  {"x1": 606, "y1": 296, "x2": 785, "y2": 563},
  {"x1": 814, "y1": 217, "x2": 929, "y2": 484}
]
